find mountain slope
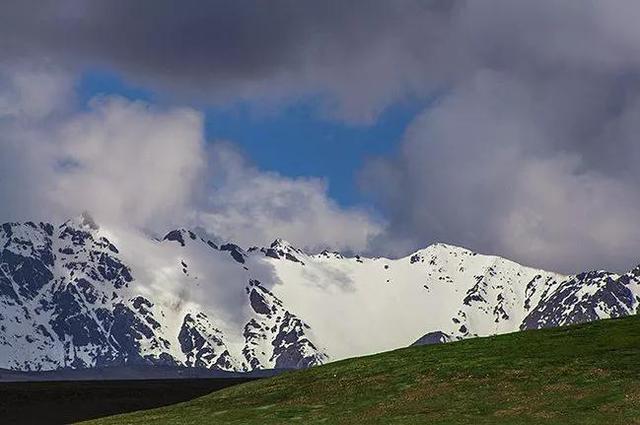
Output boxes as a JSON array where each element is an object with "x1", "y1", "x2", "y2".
[
  {"x1": 0, "y1": 216, "x2": 639, "y2": 372},
  {"x1": 0, "y1": 217, "x2": 326, "y2": 371},
  {"x1": 83, "y1": 315, "x2": 640, "y2": 425}
]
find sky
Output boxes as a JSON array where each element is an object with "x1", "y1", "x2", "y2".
[
  {"x1": 76, "y1": 68, "x2": 427, "y2": 207},
  {"x1": 2, "y1": 0, "x2": 640, "y2": 274}
]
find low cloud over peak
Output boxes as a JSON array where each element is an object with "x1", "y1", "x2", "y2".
[{"x1": 0, "y1": 65, "x2": 382, "y2": 253}]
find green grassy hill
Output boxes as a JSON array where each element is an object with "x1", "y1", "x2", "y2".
[{"x1": 84, "y1": 316, "x2": 640, "y2": 425}]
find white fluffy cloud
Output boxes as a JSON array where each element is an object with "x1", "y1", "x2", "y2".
[
  {"x1": 0, "y1": 66, "x2": 204, "y2": 230},
  {"x1": 50, "y1": 97, "x2": 205, "y2": 229},
  {"x1": 194, "y1": 143, "x2": 382, "y2": 251},
  {"x1": 0, "y1": 65, "x2": 382, "y2": 252}
]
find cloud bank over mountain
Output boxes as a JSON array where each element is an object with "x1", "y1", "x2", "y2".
[
  {"x1": 361, "y1": 72, "x2": 640, "y2": 273},
  {"x1": 0, "y1": 65, "x2": 382, "y2": 252},
  {"x1": 3, "y1": 1, "x2": 640, "y2": 272}
]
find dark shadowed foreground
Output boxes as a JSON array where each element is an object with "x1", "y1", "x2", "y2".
[
  {"x1": 85, "y1": 315, "x2": 640, "y2": 424},
  {"x1": 0, "y1": 377, "x2": 256, "y2": 425}
]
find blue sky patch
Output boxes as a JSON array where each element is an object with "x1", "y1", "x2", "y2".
[{"x1": 77, "y1": 69, "x2": 427, "y2": 207}]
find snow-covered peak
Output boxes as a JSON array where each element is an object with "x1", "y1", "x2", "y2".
[
  {"x1": 269, "y1": 238, "x2": 304, "y2": 254},
  {"x1": 270, "y1": 238, "x2": 289, "y2": 248},
  {"x1": 62, "y1": 211, "x2": 100, "y2": 232},
  {"x1": 315, "y1": 249, "x2": 345, "y2": 260},
  {"x1": 0, "y1": 218, "x2": 638, "y2": 374},
  {"x1": 254, "y1": 238, "x2": 306, "y2": 264}
]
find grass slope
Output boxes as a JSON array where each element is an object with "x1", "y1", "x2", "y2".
[{"x1": 84, "y1": 316, "x2": 640, "y2": 425}]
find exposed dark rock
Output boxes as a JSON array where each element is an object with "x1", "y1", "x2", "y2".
[
  {"x1": 285, "y1": 253, "x2": 302, "y2": 264},
  {"x1": 411, "y1": 331, "x2": 451, "y2": 346},
  {"x1": 50, "y1": 285, "x2": 108, "y2": 348},
  {"x1": 521, "y1": 271, "x2": 634, "y2": 330},
  {"x1": 264, "y1": 248, "x2": 279, "y2": 260},
  {"x1": 178, "y1": 313, "x2": 227, "y2": 369},
  {"x1": 163, "y1": 230, "x2": 185, "y2": 247},
  {"x1": 1, "y1": 249, "x2": 54, "y2": 299},
  {"x1": 271, "y1": 312, "x2": 323, "y2": 369},
  {"x1": 220, "y1": 244, "x2": 245, "y2": 264},
  {"x1": 249, "y1": 288, "x2": 272, "y2": 315}
]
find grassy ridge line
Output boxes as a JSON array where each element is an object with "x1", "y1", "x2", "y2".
[{"x1": 83, "y1": 316, "x2": 640, "y2": 425}]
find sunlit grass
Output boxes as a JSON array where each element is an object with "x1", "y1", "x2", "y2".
[{"x1": 83, "y1": 315, "x2": 640, "y2": 424}]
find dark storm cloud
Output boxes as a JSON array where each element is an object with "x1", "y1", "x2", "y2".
[
  {"x1": 2, "y1": 1, "x2": 329, "y2": 78},
  {"x1": 0, "y1": 0, "x2": 450, "y2": 119}
]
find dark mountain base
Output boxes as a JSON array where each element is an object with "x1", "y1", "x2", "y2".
[
  {"x1": 0, "y1": 378, "x2": 257, "y2": 425},
  {"x1": 0, "y1": 365, "x2": 282, "y2": 382}
]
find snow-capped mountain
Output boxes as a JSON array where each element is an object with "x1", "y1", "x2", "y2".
[{"x1": 0, "y1": 215, "x2": 638, "y2": 372}]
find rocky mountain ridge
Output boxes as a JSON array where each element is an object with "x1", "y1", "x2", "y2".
[{"x1": 0, "y1": 216, "x2": 638, "y2": 372}]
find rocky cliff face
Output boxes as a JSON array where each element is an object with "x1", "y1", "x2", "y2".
[{"x1": 0, "y1": 218, "x2": 326, "y2": 371}]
